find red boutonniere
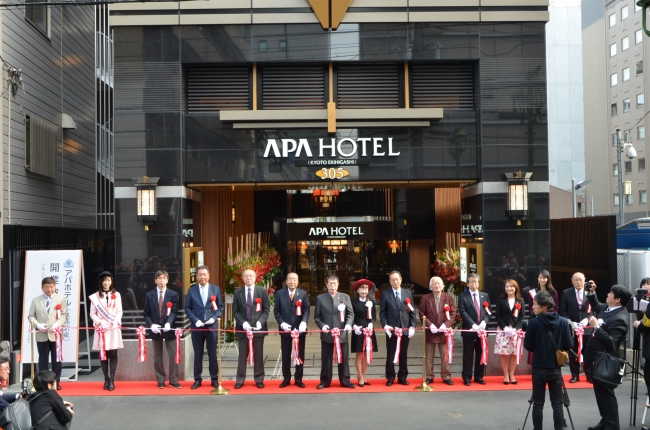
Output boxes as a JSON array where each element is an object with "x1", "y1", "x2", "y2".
[
  {"x1": 444, "y1": 304, "x2": 451, "y2": 320},
  {"x1": 483, "y1": 301, "x2": 492, "y2": 315},
  {"x1": 210, "y1": 295, "x2": 217, "y2": 311},
  {"x1": 255, "y1": 297, "x2": 262, "y2": 312},
  {"x1": 405, "y1": 297, "x2": 414, "y2": 312},
  {"x1": 513, "y1": 302, "x2": 521, "y2": 318},
  {"x1": 111, "y1": 294, "x2": 117, "y2": 308},
  {"x1": 295, "y1": 299, "x2": 303, "y2": 316},
  {"x1": 55, "y1": 304, "x2": 62, "y2": 319},
  {"x1": 166, "y1": 301, "x2": 172, "y2": 316}
]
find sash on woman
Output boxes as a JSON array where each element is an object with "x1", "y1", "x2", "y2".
[{"x1": 89, "y1": 293, "x2": 118, "y2": 326}]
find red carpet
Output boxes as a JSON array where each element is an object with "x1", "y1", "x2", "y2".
[{"x1": 61, "y1": 375, "x2": 592, "y2": 396}]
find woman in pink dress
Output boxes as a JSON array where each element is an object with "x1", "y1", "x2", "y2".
[{"x1": 89, "y1": 271, "x2": 124, "y2": 391}]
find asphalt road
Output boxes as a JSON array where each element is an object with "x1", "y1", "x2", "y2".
[{"x1": 64, "y1": 380, "x2": 644, "y2": 430}]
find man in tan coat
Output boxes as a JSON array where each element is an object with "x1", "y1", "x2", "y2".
[
  {"x1": 418, "y1": 276, "x2": 456, "y2": 385},
  {"x1": 28, "y1": 277, "x2": 68, "y2": 389}
]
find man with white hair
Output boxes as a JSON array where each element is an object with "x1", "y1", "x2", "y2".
[{"x1": 418, "y1": 276, "x2": 456, "y2": 385}]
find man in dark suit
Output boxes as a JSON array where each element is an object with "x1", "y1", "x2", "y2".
[
  {"x1": 143, "y1": 270, "x2": 181, "y2": 389},
  {"x1": 0, "y1": 357, "x2": 19, "y2": 414},
  {"x1": 184, "y1": 265, "x2": 224, "y2": 390},
  {"x1": 583, "y1": 284, "x2": 631, "y2": 430},
  {"x1": 232, "y1": 269, "x2": 271, "y2": 389},
  {"x1": 273, "y1": 272, "x2": 310, "y2": 388},
  {"x1": 380, "y1": 270, "x2": 416, "y2": 386},
  {"x1": 560, "y1": 271, "x2": 592, "y2": 382},
  {"x1": 314, "y1": 275, "x2": 355, "y2": 389},
  {"x1": 458, "y1": 273, "x2": 491, "y2": 386}
]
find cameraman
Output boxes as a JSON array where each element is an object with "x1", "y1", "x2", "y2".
[
  {"x1": 0, "y1": 356, "x2": 21, "y2": 414},
  {"x1": 632, "y1": 278, "x2": 650, "y2": 430},
  {"x1": 524, "y1": 290, "x2": 573, "y2": 430}
]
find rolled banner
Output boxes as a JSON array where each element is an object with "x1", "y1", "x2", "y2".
[
  {"x1": 136, "y1": 326, "x2": 147, "y2": 362},
  {"x1": 111, "y1": 294, "x2": 117, "y2": 308},
  {"x1": 246, "y1": 330, "x2": 254, "y2": 365},
  {"x1": 295, "y1": 300, "x2": 302, "y2": 316},
  {"x1": 362, "y1": 327, "x2": 373, "y2": 364},
  {"x1": 515, "y1": 329, "x2": 525, "y2": 364},
  {"x1": 96, "y1": 325, "x2": 107, "y2": 361},
  {"x1": 255, "y1": 298, "x2": 262, "y2": 313},
  {"x1": 444, "y1": 328, "x2": 455, "y2": 363},
  {"x1": 574, "y1": 326, "x2": 584, "y2": 363},
  {"x1": 55, "y1": 304, "x2": 62, "y2": 320},
  {"x1": 291, "y1": 329, "x2": 303, "y2": 365},
  {"x1": 444, "y1": 304, "x2": 451, "y2": 321},
  {"x1": 405, "y1": 298, "x2": 414, "y2": 312},
  {"x1": 51, "y1": 326, "x2": 63, "y2": 362},
  {"x1": 210, "y1": 295, "x2": 217, "y2": 311},
  {"x1": 331, "y1": 327, "x2": 343, "y2": 364},
  {"x1": 393, "y1": 327, "x2": 403, "y2": 364},
  {"x1": 174, "y1": 328, "x2": 183, "y2": 364},
  {"x1": 483, "y1": 301, "x2": 491, "y2": 315},
  {"x1": 366, "y1": 301, "x2": 373, "y2": 319},
  {"x1": 513, "y1": 302, "x2": 521, "y2": 318},
  {"x1": 337, "y1": 303, "x2": 346, "y2": 322},
  {"x1": 166, "y1": 302, "x2": 172, "y2": 317},
  {"x1": 477, "y1": 329, "x2": 488, "y2": 365}
]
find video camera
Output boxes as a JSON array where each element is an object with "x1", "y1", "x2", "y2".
[
  {"x1": 585, "y1": 280, "x2": 595, "y2": 293},
  {"x1": 20, "y1": 378, "x2": 32, "y2": 397}
]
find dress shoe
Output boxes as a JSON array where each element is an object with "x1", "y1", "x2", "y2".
[
  {"x1": 256, "y1": 382, "x2": 265, "y2": 389},
  {"x1": 295, "y1": 381, "x2": 306, "y2": 388},
  {"x1": 191, "y1": 381, "x2": 202, "y2": 390},
  {"x1": 443, "y1": 379, "x2": 454, "y2": 386},
  {"x1": 511, "y1": 380, "x2": 518, "y2": 385},
  {"x1": 569, "y1": 377, "x2": 579, "y2": 383},
  {"x1": 211, "y1": 381, "x2": 219, "y2": 389},
  {"x1": 279, "y1": 380, "x2": 290, "y2": 388},
  {"x1": 344, "y1": 383, "x2": 356, "y2": 389},
  {"x1": 587, "y1": 424, "x2": 604, "y2": 430},
  {"x1": 425, "y1": 378, "x2": 434, "y2": 384},
  {"x1": 503, "y1": 380, "x2": 509, "y2": 385},
  {"x1": 398, "y1": 380, "x2": 409, "y2": 386},
  {"x1": 463, "y1": 379, "x2": 471, "y2": 386},
  {"x1": 158, "y1": 383, "x2": 165, "y2": 389},
  {"x1": 474, "y1": 378, "x2": 486, "y2": 385},
  {"x1": 234, "y1": 382, "x2": 244, "y2": 389},
  {"x1": 364, "y1": 381, "x2": 371, "y2": 386},
  {"x1": 386, "y1": 381, "x2": 394, "y2": 386},
  {"x1": 316, "y1": 384, "x2": 327, "y2": 389},
  {"x1": 170, "y1": 383, "x2": 182, "y2": 389},
  {"x1": 56, "y1": 384, "x2": 62, "y2": 391}
]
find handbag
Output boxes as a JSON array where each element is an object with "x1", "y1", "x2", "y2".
[
  {"x1": 591, "y1": 350, "x2": 625, "y2": 389},
  {"x1": 547, "y1": 328, "x2": 569, "y2": 367}
]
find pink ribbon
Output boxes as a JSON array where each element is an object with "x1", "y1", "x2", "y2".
[
  {"x1": 246, "y1": 330, "x2": 254, "y2": 365},
  {"x1": 175, "y1": 328, "x2": 182, "y2": 364},
  {"x1": 367, "y1": 306, "x2": 372, "y2": 319},
  {"x1": 444, "y1": 328, "x2": 455, "y2": 363},
  {"x1": 331, "y1": 327, "x2": 342, "y2": 364},
  {"x1": 136, "y1": 326, "x2": 147, "y2": 362},
  {"x1": 574, "y1": 326, "x2": 584, "y2": 363},
  {"x1": 296, "y1": 300, "x2": 302, "y2": 316},
  {"x1": 52, "y1": 326, "x2": 63, "y2": 362},
  {"x1": 515, "y1": 329, "x2": 525, "y2": 364},
  {"x1": 291, "y1": 329, "x2": 302, "y2": 365},
  {"x1": 478, "y1": 329, "x2": 488, "y2": 365},
  {"x1": 363, "y1": 327, "x2": 373, "y2": 363},
  {"x1": 393, "y1": 328, "x2": 403, "y2": 364},
  {"x1": 587, "y1": 303, "x2": 592, "y2": 314},
  {"x1": 211, "y1": 300, "x2": 217, "y2": 311},
  {"x1": 96, "y1": 325, "x2": 107, "y2": 360}
]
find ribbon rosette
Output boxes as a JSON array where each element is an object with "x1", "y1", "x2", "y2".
[
  {"x1": 483, "y1": 301, "x2": 492, "y2": 315},
  {"x1": 96, "y1": 325, "x2": 107, "y2": 360},
  {"x1": 405, "y1": 298, "x2": 414, "y2": 312},
  {"x1": 246, "y1": 329, "x2": 255, "y2": 365},
  {"x1": 210, "y1": 295, "x2": 217, "y2": 311},
  {"x1": 166, "y1": 301, "x2": 172, "y2": 317},
  {"x1": 174, "y1": 328, "x2": 183, "y2": 364},
  {"x1": 295, "y1": 299, "x2": 302, "y2": 316},
  {"x1": 444, "y1": 304, "x2": 451, "y2": 321},
  {"x1": 338, "y1": 303, "x2": 346, "y2": 322},
  {"x1": 515, "y1": 329, "x2": 525, "y2": 364},
  {"x1": 574, "y1": 325, "x2": 584, "y2": 363},
  {"x1": 393, "y1": 328, "x2": 403, "y2": 364},
  {"x1": 136, "y1": 326, "x2": 147, "y2": 362},
  {"x1": 52, "y1": 326, "x2": 63, "y2": 362},
  {"x1": 291, "y1": 329, "x2": 303, "y2": 365},
  {"x1": 366, "y1": 301, "x2": 373, "y2": 319},
  {"x1": 444, "y1": 328, "x2": 455, "y2": 363},
  {"x1": 477, "y1": 329, "x2": 488, "y2": 365},
  {"x1": 331, "y1": 327, "x2": 343, "y2": 364},
  {"x1": 111, "y1": 294, "x2": 117, "y2": 308},
  {"x1": 55, "y1": 304, "x2": 62, "y2": 320},
  {"x1": 255, "y1": 297, "x2": 262, "y2": 312},
  {"x1": 363, "y1": 327, "x2": 373, "y2": 363},
  {"x1": 513, "y1": 302, "x2": 521, "y2": 318}
]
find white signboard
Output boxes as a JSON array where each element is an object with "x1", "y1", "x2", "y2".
[{"x1": 21, "y1": 250, "x2": 83, "y2": 366}]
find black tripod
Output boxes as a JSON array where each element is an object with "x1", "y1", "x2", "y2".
[{"x1": 519, "y1": 375, "x2": 575, "y2": 430}]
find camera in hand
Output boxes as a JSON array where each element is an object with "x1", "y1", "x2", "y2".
[
  {"x1": 636, "y1": 288, "x2": 649, "y2": 299},
  {"x1": 585, "y1": 281, "x2": 595, "y2": 292}
]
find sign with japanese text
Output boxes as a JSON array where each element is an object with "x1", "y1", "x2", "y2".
[{"x1": 21, "y1": 250, "x2": 83, "y2": 365}]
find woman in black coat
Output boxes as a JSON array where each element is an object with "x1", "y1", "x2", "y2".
[
  {"x1": 350, "y1": 279, "x2": 378, "y2": 387},
  {"x1": 493, "y1": 279, "x2": 525, "y2": 384},
  {"x1": 29, "y1": 370, "x2": 73, "y2": 430}
]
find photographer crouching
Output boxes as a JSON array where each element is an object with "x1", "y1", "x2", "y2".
[
  {"x1": 631, "y1": 278, "x2": 650, "y2": 430},
  {"x1": 583, "y1": 283, "x2": 631, "y2": 430}
]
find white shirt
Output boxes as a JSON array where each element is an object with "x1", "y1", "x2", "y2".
[{"x1": 508, "y1": 298, "x2": 515, "y2": 309}]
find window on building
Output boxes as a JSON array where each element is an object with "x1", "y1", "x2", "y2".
[
  {"x1": 259, "y1": 41, "x2": 267, "y2": 52},
  {"x1": 638, "y1": 93, "x2": 645, "y2": 107},
  {"x1": 186, "y1": 65, "x2": 251, "y2": 113},
  {"x1": 641, "y1": 190, "x2": 647, "y2": 204},
  {"x1": 279, "y1": 40, "x2": 287, "y2": 52},
  {"x1": 626, "y1": 160, "x2": 633, "y2": 173},
  {"x1": 612, "y1": 103, "x2": 618, "y2": 116},
  {"x1": 614, "y1": 163, "x2": 619, "y2": 176},
  {"x1": 624, "y1": 98, "x2": 631, "y2": 111},
  {"x1": 639, "y1": 125, "x2": 646, "y2": 139},
  {"x1": 410, "y1": 63, "x2": 476, "y2": 109},
  {"x1": 614, "y1": 193, "x2": 620, "y2": 206},
  {"x1": 624, "y1": 67, "x2": 630, "y2": 81},
  {"x1": 640, "y1": 157, "x2": 646, "y2": 172},
  {"x1": 637, "y1": 61, "x2": 644, "y2": 76},
  {"x1": 25, "y1": 0, "x2": 49, "y2": 36},
  {"x1": 613, "y1": 133, "x2": 618, "y2": 146},
  {"x1": 612, "y1": 73, "x2": 618, "y2": 86},
  {"x1": 610, "y1": 13, "x2": 616, "y2": 27},
  {"x1": 610, "y1": 43, "x2": 617, "y2": 57},
  {"x1": 622, "y1": 5, "x2": 629, "y2": 20},
  {"x1": 627, "y1": 193, "x2": 634, "y2": 205},
  {"x1": 623, "y1": 36, "x2": 630, "y2": 51},
  {"x1": 638, "y1": 29, "x2": 644, "y2": 44}
]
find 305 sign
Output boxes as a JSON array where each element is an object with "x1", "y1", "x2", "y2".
[{"x1": 315, "y1": 167, "x2": 350, "y2": 180}]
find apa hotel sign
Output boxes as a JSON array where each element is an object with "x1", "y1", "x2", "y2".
[{"x1": 263, "y1": 137, "x2": 400, "y2": 163}]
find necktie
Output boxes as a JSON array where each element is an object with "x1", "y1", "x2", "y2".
[
  {"x1": 396, "y1": 291, "x2": 400, "y2": 303},
  {"x1": 290, "y1": 291, "x2": 294, "y2": 302},
  {"x1": 577, "y1": 291, "x2": 583, "y2": 307},
  {"x1": 158, "y1": 290, "x2": 164, "y2": 320},
  {"x1": 474, "y1": 293, "x2": 480, "y2": 319},
  {"x1": 246, "y1": 288, "x2": 253, "y2": 321},
  {"x1": 201, "y1": 287, "x2": 207, "y2": 306},
  {"x1": 46, "y1": 297, "x2": 51, "y2": 314}
]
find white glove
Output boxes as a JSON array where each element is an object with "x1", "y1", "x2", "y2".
[
  {"x1": 163, "y1": 323, "x2": 171, "y2": 332},
  {"x1": 195, "y1": 320, "x2": 204, "y2": 328},
  {"x1": 367, "y1": 323, "x2": 373, "y2": 330},
  {"x1": 408, "y1": 327, "x2": 415, "y2": 338},
  {"x1": 242, "y1": 321, "x2": 251, "y2": 331},
  {"x1": 36, "y1": 323, "x2": 47, "y2": 331},
  {"x1": 579, "y1": 318, "x2": 589, "y2": 327},
  {"x1": 50, "y1": 322, "x2": 59, "y2": 330},
  {"x1": 280, "y1": 322, "x2": 291, "y2": 331},
  {"x1": 439, "y1": 323, "x2": 447, "y2": 331},
  {"x1": 256, "y1": 321, "x2": 261, "y2": 330},
  {"x1": 321, "y1": 325, "x2": 329, "y2": 333},
  {"x1": 344, "y1": 324, "x2": 352, "y2": 333},
  {"x1": 384, "y1": 325, "x2": 393, "y2": 338},
  {"x1": 472, "y1": 324, "x2": 480, "y2": 331},
  {"x1": 299, "y1": 322, "x2": 307, "y2": 333},
  {"x1": 101, "y1": 322, "x2": 110, "y2": 330},
  {"x1": 430, "y1": 324, "x2": 438, "y2": 334},
  {"x1": 365, "y1": 301, "x2": 373, "y2": 309},
  {"x1": 205, "y1": 318, "x2": 215, "y2": 326},
  {"x1": 353, "y1": 325, "x2": 362, "y2": 335},
  {"x1": 112, "y1": 321, "x2": 120, "y2": 329},
  {"x1": 478, "y1": 321, "x2": 486, "y2": 330},
  {"x1": 150, "y1": 324, "x2": 161, "y2": 334}
]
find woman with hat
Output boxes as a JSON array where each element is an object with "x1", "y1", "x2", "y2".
[
  {"x1": 89, "y1": 271, "x2": 124, "y2": 391},
  {"x1": 351, "y1": 279, "x2": 378, "y2": 387}
]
